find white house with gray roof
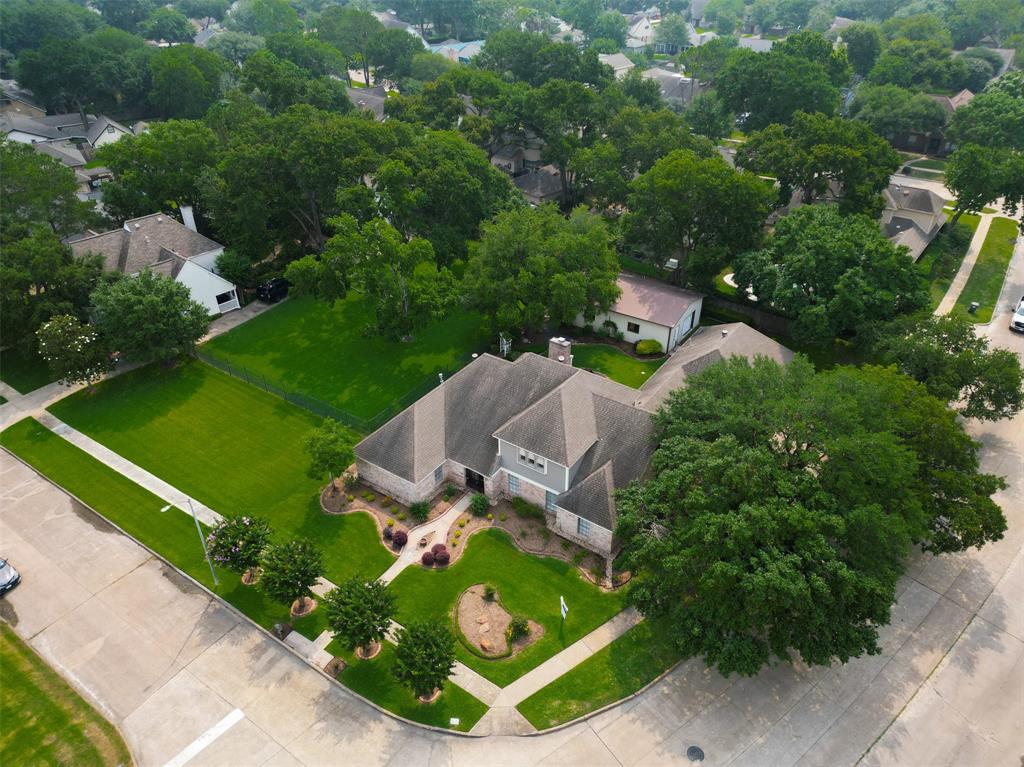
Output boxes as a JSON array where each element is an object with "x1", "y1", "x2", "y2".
[
  {"x1": 69, "y1": 213, "x2": 240, "y2": 315},
  {"x1": 355, "y1": 322, "x2": 792, "y2": 561}
]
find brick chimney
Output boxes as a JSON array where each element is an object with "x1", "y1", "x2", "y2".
[{"x1": 548, "y1": 336, "x2": 572, "y2": 365}]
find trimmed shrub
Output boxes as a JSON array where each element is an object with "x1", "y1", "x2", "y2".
[
  {"x1": 511, "y1": 497, "x2": 544, "y2": 520},
  {"x1": 409, "y1": 501, "x2": 430, "y2": 522},
  {"x1": 507, "y1": 616, "x2": 529, "y2": 641},
  {"x1": 443, "y1": 483, "x2": 457, "y2": 501},
  {"x1": 470, "y1": 493, "x2": 489, "y2": 516},
  {"x1": 486, "y1": 513, "x2": 493, "y2": 521},
  {"x1": 380, "y1": 496, "x2": 391, "y2": 506},
  {"x1": 392, "y1": 529, "x2": 408, "y2": 548},
  {"x1": 434, "y1": 549, "x2": 451, "y2": 566},
  {"x1": 347, "y1": 494, "x2": 355, "y2": 502},
  {"x1": 499, "y1": 511, "x2": 508, "y2": 522},
  {"x1": 387, "y1": 518, "x2": 395, "y2": 527},
  {"x1": 454, "y1": 530, "x2": 461, "y2": 538},
  {"x1": 343, "y1": 473, "x2": 358, "y2": 490},
  {"x1": 383, "y1": 526, "x2": 393, "y2": 541},
  {"x1": 396, "y1": 511, "x2": 406, "y2": 520},
  {"x1": 483, "y1": 584, "x2": 496, "y2": 602},
  {"x1": 431, "y1": 542, "x2": 447, "y2": 555},
  {"x1": 458, "y1": 519, "x2": 466, "y2": 528},
  {"x1": 635, "y1": 338, "x2": 663, "y2": 355},
  {"x1": 421, "y1": 550, "x2": 435, "y2": 566}
]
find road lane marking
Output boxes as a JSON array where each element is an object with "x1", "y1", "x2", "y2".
[{"x1": 164, "y1": 708, "x2": 245, "y2": 767}]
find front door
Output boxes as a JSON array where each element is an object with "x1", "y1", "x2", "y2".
[{"x1": 465, "y1": 468, "x2": 485, "y2": 493}]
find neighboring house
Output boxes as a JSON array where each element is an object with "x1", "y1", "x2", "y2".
[
  {"x1": 513, "y1": 165, "x2": 565, "y2": 206},
  {"x1": 684, "y1": 23, "x2": 718, "y2": 46},
  {"x1": 69, "y1": 212, "x2": 240, "y2": 315},
  {"x1": 688, "y1": 0, "x2": 710, "y2": 24},
  {"x1": 830, "y1": 16, "x2": 855, "y2": 33},
  {"x1": 626, "y1": 17, "x2": 656, "y2": 49},
  {"x1": 490, "y1": 145, "x2": 526, "y2": 176},
  {"x1": 886, "y1": 89, "x2": 973, "y2": 156},
  {"x1": 0, "y1": 94, "x2": 45, "y2": 118},
  {"x1": 430, "y1": 39, "x2": 484, "y2": 63},
  {"x1": 598, "y1": 53, "x2": 636, "y2": 79},
  {"x1": 581, "y1": 272, "x2": 703, "y2": 352},
  {"x1": 373, "y1": 11, "x2": 429, "y2": 46},
  {"x1": 643, "y1": 67, "x2": 703, "y2": 108},
  {"x1": 346, "y1": 86, "x2": 388, "y2": 120},
  {"x1": 355, "y1": 323, "x2": 791, "y2": 562},
  {"x1": 1, "y1": 111, "x2": 129, "y2": 148},
  {"x1": 880, "y1": 183, "x2": 948, "y2": 261}
]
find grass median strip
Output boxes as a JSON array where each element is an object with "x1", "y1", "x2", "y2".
[
  {"x1": 516, "y1": 620, "x2": 683, "y2": 730},
  {"x1": 0, "y1": 622, "x2": 134, "y2": 767},
  {"x1": 390, "y1": 529, "x2": 626, "y2": 687},
  {"x1": 951, "y1": 217, "x2": 1019, "y2": 323},
  {"x1": 47, "y1": 359, "x2": 392, "y2": 587}
]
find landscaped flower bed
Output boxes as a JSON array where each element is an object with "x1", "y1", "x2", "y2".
[{"x1": 320, "y1": 480, "x2": 456, "y2": 551}]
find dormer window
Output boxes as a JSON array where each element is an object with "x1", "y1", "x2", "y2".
[{"x1": 517, "y1": 449, "x2": 547, "y2": 473}]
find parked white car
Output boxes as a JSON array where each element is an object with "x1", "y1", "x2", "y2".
[{"x1": 1011, "y1": 296, "x2": 1024, "y2": 333}]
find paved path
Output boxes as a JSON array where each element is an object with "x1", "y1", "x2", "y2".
[
  {"x1": 378, "y1": 496, "x2": 471, "y2": 584},
  {"x1": 934, "y1": 212, "x2": 995, "y2": 315}
]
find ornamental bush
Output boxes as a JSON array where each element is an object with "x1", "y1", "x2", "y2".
[
  {"x1": 409, "y1": 501, "x2": 430, "y2": 521},
  {"x1": 511, "y1": 497, "x2": 544, "y2": 520},
  {"x1": 483, "y1": 584, "x2": 496, "y2": 602},
  {"x1": 392, "y1": 529, "x2": 408, "y2": 548},
  {"x1": 507, "y1": 615, "x2": 529, "y2": 641},
  {"x1": 206, "y1": 515, "x2": 272, "y2": 576},
  {"x1": 471, "y1": 493, "x2": 489, "y2": 516},
  {"x1": 383, "y1": 526, "x2": 393, "y2": 541},
  {"x1": 635, "y1": 338, "x2": 664, "y2": 355},
  {"x1": 421, "y1": 550, "x2": 435, "y2": 566},
  {"x1": 259, "y1": 539, "x2": 323, "y2": 610},
  {"x1": 393, "y1": 620, "x2": 456, "y2": 699},
  {"x1": 434, "y1": 549, "x2": 451, "y2": 566},
  {"x1": 323, "y1": 576, "x2": 396, "y2": 653}
]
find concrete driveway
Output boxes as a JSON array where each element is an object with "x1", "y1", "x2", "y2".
[{"x1": 2, "y1": 236, "x2": 1022, "y2": 765}]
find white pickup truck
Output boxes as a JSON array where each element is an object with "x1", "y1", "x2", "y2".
[{"x1": 1012, "y1": 296, "x2": 1024, "y2": 333}]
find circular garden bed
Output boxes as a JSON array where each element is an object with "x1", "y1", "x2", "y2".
[{"x1": 455, "y1": 584, "x2": 543, "y2": 658}]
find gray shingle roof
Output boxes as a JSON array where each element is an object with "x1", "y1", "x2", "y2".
[{"x1": 69, "y1": 213, "x2": 222, "y2": 276}]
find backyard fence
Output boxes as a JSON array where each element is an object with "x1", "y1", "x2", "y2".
[{"x1": 194, "y1": 348, "x2": 484, "y2": 434}]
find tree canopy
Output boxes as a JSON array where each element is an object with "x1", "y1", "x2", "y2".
[
  {"x1": 617, "y1": 356, "x2": 1007, "y2": 677},
  {"x1": 849, "y1": 84, "x2": 948, "y2": 139},
  {"x1": 733, "y1": 204, "x2": 928, "y2": 345},
  {"x1": 464, "y1": 205, "x2": 620, "y2": 335}
]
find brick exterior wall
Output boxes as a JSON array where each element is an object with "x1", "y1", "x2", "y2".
[
  {"x1": 356, "y1": 459, "x2": 442, "y2": 506},
  {"x1": 554, "y1": 507, "x2": 614, "y2": 557}
]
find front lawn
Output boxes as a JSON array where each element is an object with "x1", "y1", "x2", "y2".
[
  {"x1": 324, "y1": 640, "x2": 488, "y2": 732},
  {"x1": 0, "y1": 347, "x2": 54, "y2": 394},
  {"x1": 571, "y1": 344, "x2": 665, "y2": 388},
  {"x1": 516, "y1": 620, "x2": 683, "y2": 730},
  {"x1": 951, "y1": 217, "x2": 1019, "y2": 323},
  {"x1": 389, "y1": 528, "x2": 626, "y2": 687},
  {"x1": 914, "y1": 216, "x2": 981, "y2": 310},
  {"x1": 0, "y1": 622, "x2": 133, "y2": 767},
  {"x1": 200, "y1": 296, "x2": 491, "y2": 424},
  {"x1": 47, "y1": 360, "x2": 392, "y2": 587}
]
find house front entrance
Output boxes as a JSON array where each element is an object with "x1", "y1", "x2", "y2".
[{"x1": 465, "y1": 468, "x2": 485, "y2": 493}]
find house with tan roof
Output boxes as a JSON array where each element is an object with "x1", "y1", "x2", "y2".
[
  {"x1": 580, "y1": 272, "x2": 703, "y2": 352},
  {"x1": 69, "y1": 212, "x2": 240, "y2": 315},
  {"x1": 355, "y1": 324, "x2": 791, "y2": 562},
  {"x1": 880, "y1": 183, "x2": 948, "y2": 261}
]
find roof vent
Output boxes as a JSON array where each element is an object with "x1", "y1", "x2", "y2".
[
  {"x1": 134, "y1": 223, "x2": 141, "y2": 229},
  {"x1": 721, "y1": 329, "x2": 729, "y2": 337},
  {"x1": 156, "y1": 216, "x2": 162, "y2": 222},
  {"x1": 902, "y1": 188, "x2": 910, "y2": 196}
]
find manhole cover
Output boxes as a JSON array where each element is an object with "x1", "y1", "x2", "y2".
[{"x1": 686, "y1": 746, "x2": 705, "y2": 762}]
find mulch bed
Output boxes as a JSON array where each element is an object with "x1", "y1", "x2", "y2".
[{"x1": 455, "y1": 584, "x2": 543, "y2": 658}]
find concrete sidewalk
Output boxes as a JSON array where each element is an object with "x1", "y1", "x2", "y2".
[
  {"x1": 935, "y1": 213, "x2": 994, "y2": 315},
  {"x1": 379, "y1": 495, "x2": 471, "y2": 584}
]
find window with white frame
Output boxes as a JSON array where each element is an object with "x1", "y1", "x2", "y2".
[
  {"x1": 545, "y1": 490, "x2": 557, "y2": 513},
  {"x1": 517, "y1": 449, "x2": 547, "y2": 473},
  {"x1": 577, "y1": 516, "x2": 591, "y2": 537},
  {"x1": 434, "y1": 464, "x2": 444, "y2": 484},
  {"x1": 508, "y1": 473, "x2": 520, "y2": 494}
]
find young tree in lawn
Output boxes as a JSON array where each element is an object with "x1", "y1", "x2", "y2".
[
  {"x1": 303, "y1": 419, "x2": 355, "y2": 492},
  {"x1": 323, "y1": 577, "x2": 397, "y2": 658},
  {"x1": 392, "y1": 620, "x2": 457, "y2": 701},
  {"x1": 463, "y1": 205, "x2": 620, "y2": 336},
  {"x1": 656, "y1": 14, "x2": 691, "y2": 50},
  {"x1": 35, "y1": 315, "x2": 112, "y2": 392},
  {"x1": 737, "y1": 111, "x2": 900, "y2": 215},
  {"x1": 260, "y1": 540, "x2": 324, "y2": 616},
  {"x1": 623, "y1": 149, "x2": 773, "y2": 287},
  {"x1": 90, "y1": 272, "x2": 211, "y2": 364},
  {"x1": 733, "y1": 204, "x2": 928, "y2": 345},
  {"x1": 206, "y1": 515, "x2": 273, "y2": 584},
  {"x1": 616, "y1": 356, "x2": 1007, "y2": 678},
  {"x1": 872, "y1": 315, "x2": 1024, "y2": 422}
]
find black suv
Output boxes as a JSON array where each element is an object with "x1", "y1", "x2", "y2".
[{"x1": 256, "y1": 277, "x2": 290, "y2": 304}]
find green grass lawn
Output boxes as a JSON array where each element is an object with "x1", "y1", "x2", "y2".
[
  {"x1": 901, "y1": 166, "x2": 945, "y2": 181},
  {"x1": 714, "y1": 265, "x2": 739, "y2": 300},
  {"x1": 324, "y1": 640, "x2": 488, "y2": 732},
  {"x1": 915, "y1": 215, "x2": 981, "y2": 310},
  {"x1": 389, "y1": 529, "x2": 626, "y2": 687},
  {"x1": 516, "y1": 620, "x2": 683, "y2": 730},
  {"x1": 951, "y1": 217, "x2": 1019, "y2": 323},
  {"x1": 200, "y1": 296, "x2": 491, "y2": 423},
  {"x1": 619, "y1": 254, "x2": 662, "y2": 279},
  {"x1": 0, "y1": 622, "x2": 134, "y2": 767},
  {"x1": 0, "y1": 348, "x2": 54, "y2": 394},
  {"x1": 909, "y1": 157, "x2": 947, "y2": 171},
  {"x1": 47, "y1": 360, "x2": 393, "y2": 589},
  {"x1": 571, "y1": 344, "x2": 665, "y2": 388}
]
